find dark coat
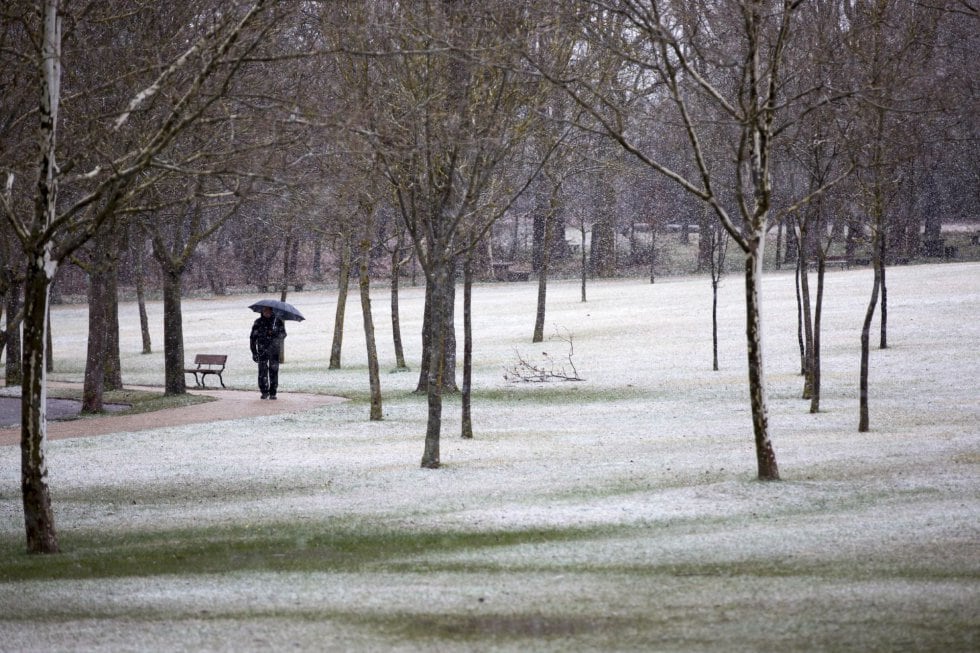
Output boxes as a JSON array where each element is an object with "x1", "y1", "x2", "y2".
[{"x1": 250, "y1": 315, "x2": 287, "y2": 361}]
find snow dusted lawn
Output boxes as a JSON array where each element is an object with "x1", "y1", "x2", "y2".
[{"x1": 1, "y1": 262, "x2": 978, "y2": 652}]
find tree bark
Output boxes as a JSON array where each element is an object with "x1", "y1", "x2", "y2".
[
  {"x1": 421, "y1": 260, "x2": 454, "y2": 468},
  {"x1": 461, "y1": 254, "x2": 474, "y2": 439},
  {"x1": 19, "y1": 0, "x2": 61, "y2": 554},
  {"x1": 711, "y1": 277, "x2": 719, "y2": 372},
  {"x1": 799, "y1": 241, "x2": 814, "y2": 400},
  {"x1": 135, "y1": 239, "x2": 152, "y2": 354},
  {"x1": 878, "y1": 233, "x2": 888, "y2": 350},
  {"x1": 4, "y1": 284, "x2": 22, "y2": 386},
  {"x1": 810, "y1": 260, "x2": 825, "y2": 414},
  {"x1": 104, "y1": 263, "x2": 121, "y2": 391},
  {"x1": 415, "y1": 277, "x2": 457, "y2": 394},
  {"x1": 580, "y1": 222, "x2": 588, "y2": 301},
  {"x1": 160, "y1": 268, "x2": 186, "y2": 396},
  {"x1": 358, "y1": 222, "x2": 383, "y2": 421},
  {"x1": 795, "y1": 257, "x2": 806, "y2": 376},
  {"x1": 390, "y1": 231, "x2": 409, "y2": 370},
  {"x1": 329, "y1": 233, "x2": 351, "y2": 369},
  {"x1": 859, "y1": 262, "x2": 881, "y2": 432},
  {"x1": 20, "y1": 259, "x2": 60, "y2": 554},
  {"x1": 82, "y1": 266, "x2": 109, "y2": 414},
  {"x1": 532, "y1": 191, "x2": 555, "y2": 343},
  {"x1": 745, "y1": 238, "x2": 779, "y2": 481}
]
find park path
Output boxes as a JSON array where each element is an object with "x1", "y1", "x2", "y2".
[{"x1": 0, "y1": 384, "x2": 346, "y2": 447}]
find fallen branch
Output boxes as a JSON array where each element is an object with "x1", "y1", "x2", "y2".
[{"x1": 504, "y1": 327, "x2": 584, "y2": 383}]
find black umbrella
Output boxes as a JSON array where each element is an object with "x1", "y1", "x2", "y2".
[{"x1": 249, "y1": 298, "x2": 305, "y2": 322}]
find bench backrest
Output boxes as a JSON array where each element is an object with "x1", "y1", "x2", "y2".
[{"x1": 194, "y1": 354, "x2": 227, "y2": 367}]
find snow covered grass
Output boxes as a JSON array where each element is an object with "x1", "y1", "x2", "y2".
[{"x1": 1, "y1": 262, "x2": 978, "y2": 652}]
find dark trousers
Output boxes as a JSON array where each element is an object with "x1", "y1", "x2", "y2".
[{"x1": 257, "y1": 358, "x2": 280, "y2": 396}]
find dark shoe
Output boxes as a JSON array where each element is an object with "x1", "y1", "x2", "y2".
[
  {"x1": 261, "y1": 393, "x2": 269, "y2": 400},
  {"x1": 269, "y1": 395, "x2": 277, "y2": 400}
]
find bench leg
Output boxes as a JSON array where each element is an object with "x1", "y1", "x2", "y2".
[{"x1": 218, "y1": 373, "x2": 225, "y2": 388}]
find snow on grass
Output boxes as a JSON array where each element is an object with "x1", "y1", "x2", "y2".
[{"x1": 0, "y1": 262, "x2": 978, "y2": 651}]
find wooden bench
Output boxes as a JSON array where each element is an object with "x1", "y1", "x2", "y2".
[
  {"x1": 492, "y1": 261, "x2": 531, "y2": 282},
  {"x1": 184, "y1": 354, "x2": 227, "y2": 388},
  {"x1": 810, "y1": 256, "x2": 849, "y2": 271}
]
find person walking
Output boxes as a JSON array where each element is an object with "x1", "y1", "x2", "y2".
[{"x1": 250, "y1": 306, "x2": 287, "y2": 399}]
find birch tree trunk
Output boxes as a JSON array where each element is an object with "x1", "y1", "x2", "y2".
[
  {"x1": 21, "y1": 260, "x2": 59, "y2": 554},
  {"x1": 745, "y1": 237, "x2": 779, "y2": 481},
  {"x1": 19, "y1": 0, "x2": 62, "y2": 554}
]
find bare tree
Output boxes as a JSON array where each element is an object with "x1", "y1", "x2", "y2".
[
  {"x1": 843, "y1": 0, "x2": 946, "y2": 431},
  {"x1": 318, "y1": 1, "x2": 556, "y2": 467},
  {"x1": 538, "y1": 0, "x2": 859, "y2": 479},
  {"x1": 0, "y1": 0, "x2": 287, "y2": 554}
]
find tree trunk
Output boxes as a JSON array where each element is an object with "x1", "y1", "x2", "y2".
[
  {"x1": 4, "y1": 284, "x2": 23, "y2": 386},
  {"x1": 795, "y1": 257, "x2": 806, "y2": 376},
  {"x1": 859, "y1": 262, "x2": 881, "y2": 432},
  {"x1": 698, "y1": 210, "x2": 713, "y2": 272},
  {"x1": 461, "y1": 254, "x2": 474, "y2": 439},
  {"x1": 161, "y1": 268, "x2": 186, "y2": 396},
  {"x1": 799, "y1": 246, "x2": 814, "y2": 400},
  {"x1": 390, "y1": 237, "x2": 408, "y2": 370},
  {"x1": 329, "y1": 234, "x2": 352, "y2": 369},
  {"x1": 45, "y1": 306, "x2": 53, "y2": 373},
  {"x1": 20, "y1": 258, "x2": 60, "y2": 554},
  {"x1": 206, "y1": 240, "x2": 227, "y2": 296},
  {"x1": 744, "y1": 238, "x2": 779, "y2": 481},
  {"x1": 648, "y1": 223, "x2": 657, "y2": 284},
  {"x1": 580, "y1": 223, "x2": 588, "y2": 301},
  {"x1": 415, "y1": 276, "x2": 457, "y2": 394},
  {"x1": 82, "y1": 266, "x2": 109, "y2": 414},
  {"x1": 104, "y1": 259, "x2": 122, "y2": 391},
  {"x1": 711, "y1": 278, "x2": 719, "y2": 372},
  {"x1": 532, "y1": 198, "x2": 553, "y2": 343},
  {"x1": 590, "y1": 218, "x2": 616, "y2": 278},
  {"x1": 280, "y1": 232, "x2": 293, "y2": 297},
  {"x1": 774, "y1": 221, "x2": 783, "y2": 271},
  {"x1": 358, "y1": 227, "x2": 383, "y2": 421},
  {"x1": 135, "y1": 240, "x2": 152, "y2": 354},
  {"x1": 19, "y1": 0, "x2": 61, "y2": 554},
  {"x1": 421, "y1": 260, "x2": 454, "y2": 468},
  {"x1": 509, "y1": 212, "x2": 520, "y2": 261},
  {"x1": 810, "y1": 260, "x2": 825, "y2": 414},
  {"x1": 878, "y1": 236, "x2": 888, "y2": 350},
  {"x1": 312, "y1": 237, "x2": 324, "y2": 281}
]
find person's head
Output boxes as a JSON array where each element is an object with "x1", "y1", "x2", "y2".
[{"x1": 262, "y1": 307, "x2": 273, "y2": 318}]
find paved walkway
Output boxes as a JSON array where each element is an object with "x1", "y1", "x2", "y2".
[{"x1": 0, "y1": 384, "x2": 347, "y2": 447}]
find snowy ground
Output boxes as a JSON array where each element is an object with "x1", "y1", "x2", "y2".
[{"x1": 1, "y1": 262, "x2": 978, "y2": 652}]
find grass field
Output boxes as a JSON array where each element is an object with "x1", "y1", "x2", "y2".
[{"x1": 1, "y1": 261, "x2": 978, "y2": 651}]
